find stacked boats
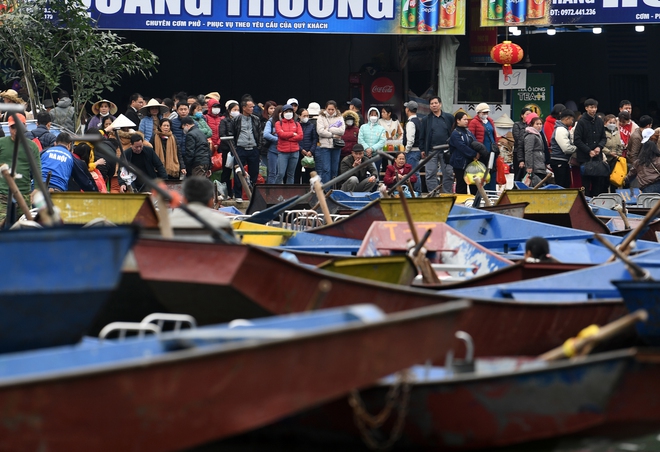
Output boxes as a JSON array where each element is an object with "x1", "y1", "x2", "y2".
[{"x1": 3, "y1": 181, "x2": 660, "y2": 451}]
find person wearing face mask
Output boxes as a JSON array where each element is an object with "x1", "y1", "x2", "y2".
[
  {"x1": 513, "y1": 107, "x2": 532, "y2": 181},
  {"x1": 340, "y1": 109, "x2": 360, "y2": 162},
  {"x1": 358, "y1": 107, "x2": 386, "y2": 178},
  {"x1": 204, "y1": 97, "x2": 224, "y2": 156},
  {"x1": 549, "y1": 109, "x2": 577, "y2": 188},
  {"x1": 259, "y1": 100, "x2": 277, "y2": 170},
  {"x1": 189, "y1": 102, "x2": 213, "y2": 139},
  {"x1": 295, "y1": 108, "x2": 318, "y2": 185},
  {"x1": 263, "y1": 105, "x2": 282, "y2": 184},
  {"x1": 88, "y1": 100, "x2": 118, "y2": 131},
  {"x1": 468, "y1": 102, "x2": 500, "y2": 192},
  {"x1": 180, "y1": 116, "x2": 212, "y2": 178},
  {"x1": 574, "y1": 98, "x2": 607, "y2": 197},
  {"x1": 218, "y1": 102, "x2": 240, "y2": 195},
  {"x1": 316, "y1": 100, "x2": 346, "y2": 185},
  {"x1": 523, "y1": 113, "x2": 550, "y2": 187},
  {"x1": 603, "y1": 114, "x2": 623, "y2": 164},
  {"x1": 275, "y1": 104, "x2": 303, "y2": 184}
]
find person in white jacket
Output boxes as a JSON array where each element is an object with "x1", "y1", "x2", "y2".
[
  {"x1": 316, "y1": 100, "x2": 346, "y2": 185},
  {"x1": 358, "y1": 107, "x2": 386, "y2": 177},
  {"x1": 549, "y1": 109, "x2": 577, "y2": 188}
]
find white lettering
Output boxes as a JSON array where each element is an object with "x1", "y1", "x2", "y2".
[
  {"x1": 278, "y1": 0, "x2": 305, "y2": 17},
  {"x1": 124, "y1": 0, "x2": 152, "y2": 14},
  {"x1": 154, "y1": 0, "x2": 180, "y2": 14},
  {"x1": 308, "y1": 0, "x2": 334, "y2": 18},
  {"x1": 367, "y1": 0, "x2": 394, "y2": 18},
  {"x1": 227, "y1": 0, "x2": 241, "y2": 16},
  {"x1": 96, "y1": 0, "x2": 122, "y2": 14},
  {"x1": 338, "y1": 0, "x2": 364, "y2": 18},
  {"x1": 184, "y1": 0, "x2": 211, "y2": 16},
  {"x1": 643, "y1": 0, "x2": 660, "y2": 6}
]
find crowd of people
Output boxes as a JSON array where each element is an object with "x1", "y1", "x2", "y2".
[{"x1": 2, "y1": 87, "x2": 660, "y2": 224}]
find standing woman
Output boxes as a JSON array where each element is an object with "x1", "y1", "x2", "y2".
[
  {"x1": 219, "y1": 102, "x2": 240, "y2": 197},
  {"x1": 88, "y1": 99, "x2": 117, "y2": 130},
  {"x1": 263, "y1": 105, "x2": 282, "y2": 184},
  {"x1": 358, "y1": 108, "x2": 386, "y2": 176},
  {"x1": 627, "y1": 130, "x2": 660, "y2": 193},
  {"x1": 512, "y1": 107, "x2": 531, "y2": 180},
  {"x1": 189, "y1": 102, "x2": 213, "y2": 139},
  {"x1": 524, "y1": 114, "x2": 550, "y2": 186},
  {"x1": 468, "y1": 103, "x2": 500, "y2": 191},
  {"x1": 138, "y1": 99, "x2": 168, "y2": 143},
  {"x1": 150, "y1": 118, "x2": 181, "y2": 180},
  {"x1": 378, "y1": 106, "x2": 403, "y2": 153},
  {"x1": 316, "y1": 100, "x2": 346, "y2": 184},
  {"x1": 296, "y1": 108, "x2": 318, "y2": 185},
  {"x1": 543, "y1": 103, "x2": 565, "y2": 143},
  {"x1": 340, "y1": 109, "x2": 360, "y2": 162},
  {"x1": 275, "y1": 104, "x2": 303, "y2": 184},
  {"x1": 603, "y1": 114, "x2": 623, "y2": 163},
  {"x1": 449, "y1": 112, "x2": 479, "y2": 195},
  {"x1": 260, "y1": 100, "x2": 277, "y2": 169}
]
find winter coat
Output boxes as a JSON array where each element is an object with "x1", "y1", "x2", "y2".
[
  {"x1": 512, "y1": 120, "x2": 527, "y2": 164},
  {"x1": 628, "y1": 151, "x2": 660, "y2": 190},
  {"x1": 468, "y1": 116, "x2": 500, "y2": 146},
  {"x1": 358, "y1": 108, "x2": 386, "y2": 152},
  {"x1": 171, "y1": 115, "x2": 186, "y2": 168},
  {"x1": 573, "y1": 113, "x2": 606, "y2": 164},
  {"x1": 263, "y1": 119, "x2": 279, "y2": 154},
  {"x1": 138, "y1": 115, "x2": 161, "y2": 143},
  {"x1": 383, "y1": 163, "x2": 417, "y2": 188},
  {"x1": 25, "y1": 125, "x2": 56, "y2": 150},
  {"x1": 341, "y1": 111, "x2": 360, "y2": 158},
  {"x1": 524, "y1": 127, "x2": 547, "y2": 173},
  {"x1": 299, "y1": 119, "x2": 318, "y2": 155},
  {"x1": 204, "y1": 99, "x2": 223, "y2": 147},
  {"x1": 87, "y1": 114, "x2": 116, "y2": 131},
  {"x1": 448, "y1": 126, "x2": 478, "y2": 171},
  {"x1": 50, "y1": 97, "x2": 75, "y2": 132},
  {"x1": 543, "y1": 116, "x2": 557, "y2": 143},
  {"x1": 550, "y1": 121, "x2": 576, "y2": 162},
  {"x1": 603, "y1": 128, "x2": 623, "y2": 161},
  {"x1": 275, "y1": 118, "x2": 303, "y2": 153},
  {"x1": 192, "y1": 114, "x2": 212, "y2": 139},
  {"x1": 316, "y1": 110, "x2": 345, "y2": 148},
  {"x1": 185, "y1": 124, "x2": 212, "y2": 170}
]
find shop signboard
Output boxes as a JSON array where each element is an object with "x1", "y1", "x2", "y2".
[{"x1": 511, "y1": 73, "x2": 553, "y2": 119}]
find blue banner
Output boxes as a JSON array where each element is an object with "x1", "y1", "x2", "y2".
[
  {"x1": 480, "y1": 0, "x2": 660, "y2": 26},
  {"x1": 82, "y1": 0, "x2": 465, "y2": 34}
]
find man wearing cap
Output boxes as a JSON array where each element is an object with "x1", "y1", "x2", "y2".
[
  {"x1": 420, "y1": 96, "x2": 455, "y2": 193},
  {"x1": 574, "y1": 98, "x2": 607, "y2": 197},
  {"x1": 286, "y1": 98, "x2": 300, "y2": 121},
  {"x1": 124, "y1": 93, "x2": 144, "y2": 129},
  {"x1": 181, "y1": 116, "x2": 212, "y2": 178},
  {"x1": 0, "y1": 114, "x2": 41, "y2": 223},
  {"x1": 347, "y1": 98, "x2": 365, "y2": 126},
  {"x1": 403, "y1": 100, "x2": 422, "y2": 192},
  {"x1": 549, "y1": 110, "x2": 577, "y2": 188},
  {"x1": 339, "y1": 144, "x2": 377, "y2": 192}
]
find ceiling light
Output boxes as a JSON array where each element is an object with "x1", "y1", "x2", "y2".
[
  {"x1": 509, "y1": 26, "x2": 518, "y2": 33},
  {"x1": 592, "y1": 27, "x2": 602, "y2": 34},
  {"x1": 547, "y1": 27, "x2": 556, "y2": 36},
  {"x1": 635, "y1": 25, "x2": 645, "y2": 32}
]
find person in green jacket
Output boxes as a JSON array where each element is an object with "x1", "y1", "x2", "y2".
[
  {"x1": 189, "y1": 102, "x2": 213, "y2": 139},
  {"x1": 0, "y1": 113, "x2": 41, "y2": 224}
]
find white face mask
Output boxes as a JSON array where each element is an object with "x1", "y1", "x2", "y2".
[
  {"x1": 607, "y1": 123, "x2": 617, "y2": 131},
  {"x1": 100, "y1": 112, "x2": 109, "y2": 117},
  {"x1": 211, "y1": 107, "x2": 221, "y2": 115},
  {"x1": 230, "y1": 111, "x2": 240, "y2": 118},
  {"x1": 345, "y1": 119, "x2": 354, "y2": 126},
  {"x1": 283, "y1": 112, "x2": 294, "y2": 120},
  {"x1": 301, "y1": 117, "x2": 309, "y2": 124},
  {"x1": 369, "y1": 116, "x2": 378, "y2": 123}
]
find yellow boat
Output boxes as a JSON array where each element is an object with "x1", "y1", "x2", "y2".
[
  {"x1": 317, "y1": 255, "x2": 417, "y2": 285},
  {"x1": 51, "y1": 193, "x2": 159, "y2": 227},
  {"x1": 232, "y1": 220, "x2": 295, "y2": 246},
  {"x1": 379, "y1": 195, "x2": 455, "y2": 222}
]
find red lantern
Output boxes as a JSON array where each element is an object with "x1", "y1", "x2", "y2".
[{"x1": 490, "y1": 41, "x2": 524, "y2": 80}]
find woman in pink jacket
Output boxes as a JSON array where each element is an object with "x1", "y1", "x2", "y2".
[{"x1": 275, "y1": 104, "x2": 303, "y2": 184}]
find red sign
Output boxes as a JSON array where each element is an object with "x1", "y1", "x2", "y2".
[{"x1": 370, "y1": 77, "x2": 395, "y2": 103}]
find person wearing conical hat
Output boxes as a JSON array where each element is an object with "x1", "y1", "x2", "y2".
[
  {"x1": 87, "y1": 99, "x2": 118, "y2": 130},
  {"x1": 138, "y1": 98, "x2": 168, "y2": 143},
  {"x1": 0, "y1": 89, "x2": 30, "y2": 122}
]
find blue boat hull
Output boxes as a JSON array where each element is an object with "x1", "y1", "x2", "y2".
[
  {"x1": 612, "y1": 280, "x2": 660, "y2": 345},
  {"x1": 0, "y1": 226, "x2": 135, "y2": 353}
]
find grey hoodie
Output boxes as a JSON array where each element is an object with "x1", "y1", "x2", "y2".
[{"x1": 50, "y1": 97, "x2": 75, "y2": 132}]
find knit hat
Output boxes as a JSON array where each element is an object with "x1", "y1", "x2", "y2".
[
  {"x1": 559, "y1": 109, "x2": 575, "y2": 119},
  {"x1": 525, "y1": 112, "x2": 540, "y2": 125},
  {"x1": 642, "y1": 128, "x2": 655, "y2": 144},
  {"x1": 307, "y1": 102, "x2": 321, "y2": 116},
  {"x1": 475, "y1": 103, "x2": 490, "y2": 114},
  {"x1": 205, "y1": 92, "x2": 221, "y2": 101}
]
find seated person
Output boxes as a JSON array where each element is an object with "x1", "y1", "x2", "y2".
[
  {"x1": 119, "y1": 134, "x2": 167, "y2": 193},
  {"x1": 41, "y1": 133, "x2": 97, "y2": 192},
  {"x1": 524, "y1": 236, "x2": 558, "y2": 263},
  {"x1": 383, "y1": 152, "x2": 418, "y2": 189},
  {"x1": 169, "y1": 176, "x2": 233, "y2": 234},
  {"x1": 339, "y1": 144, "x2": 377, "y2": 192}
]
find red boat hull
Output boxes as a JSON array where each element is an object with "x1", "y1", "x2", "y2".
[
  {"x1": 134, "y1": 239, "x2": 627, "y2": 357},
  {"x1": 0, "y1": 303, "x2": 465, "y2": 452}
]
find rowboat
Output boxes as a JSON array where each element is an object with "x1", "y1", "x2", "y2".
[
  {"x1": 254, "y1": 347, "x2": 657, "y2": 451},
  {"x1": 317, "y1": 255, "x2": 417, "y2": 285},
  {"x1": 0, "y1": 302, "x2": 468, "y2": 452},
  {"x1": 51, "y1": 192, "x2": 159, "y2": 227},
  {"x1": 329, "y1": 190, "x2": 380, "y2": 209},
  {"x1": 133, "y1": 239, "x2": 629, "y2": 356},
  {"x1": 245, "y1": 185, "x2": 353, "y2": 216},
  {"x1": 496, "y1": 189, "x2": 611, "y2": 234},
  {"x1": 0, "y1": 226, "x2": 135, "y2": 353},
  {"x1": 612, "y1": 279, "x2": 660, "y2": 345},
  {"x1": 357, "y1": 221, "x2": 512, "y2": 281}
]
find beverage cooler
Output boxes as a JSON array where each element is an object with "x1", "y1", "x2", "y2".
[{"x1": 348, "y1": 72, "x2": 404, "y2": 121}]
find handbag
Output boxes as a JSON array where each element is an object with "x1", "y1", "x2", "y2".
[
  {"x1": 609, "y1": 156, "x2": 627, "y2": 188},
  {"x1": 464, "y1": 160, "x2": 490, "y2": 185},
  {"x1": 224, "y1": 152, "x2": 235, "y2": 168},
  {"x1": 582, "y1": 156, "x2": 610, "y2": 178},
  {"x1": 333, "y1": 138, "x2": 345, "y2": 148},
  {"x1": 211, "y1": 150, "x2": 223, "y2": 172}
]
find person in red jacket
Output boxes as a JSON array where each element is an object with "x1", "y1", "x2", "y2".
[
  {"x1": 384, "y1": 152, "x2": 418, "y2": 189},
  {"x1": 275, "y1": 104, "x2": 303, "y2": 184},
  {"x1": 543, "y1": 104, "x2": 565, "y2": 143},
  {"x1": 204, "y1": 98, "x2": 224, "y2": 154},
  {"x1": 468, "y1": 103, "x2": 500, "y2": 191}
]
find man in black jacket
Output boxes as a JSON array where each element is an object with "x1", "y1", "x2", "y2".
[
  {"x1": 181, "y1": 116, "x2": 211, "y2": 177},
  {"x1": 26, "y1": 112, "x2": 57, "y2": 150},
  {"x1": 119, "y1": 134, "x2": 167, "y2": 192},
  {"x1": 419, "y1": 96, "x2": 455, "y2": 193},
  {"x1": 230, "y1": 98, "x2": 262, "y2": 199},
  {"x1": 574, "y1": 98, "x2": 607, "y2": 197},
  {"x1": 124, "y1": 93, "x2": 144, "y2": 129}
]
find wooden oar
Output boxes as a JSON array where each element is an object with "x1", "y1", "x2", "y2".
[
  {"x1": 594, "y1": 233, "x2": 651, "y2": 281},
  {"x1": 538, "y1": 309, "x2": 648, "y2": 361},
  {"x1": 247, "y1": 153, "x2": 385, "y2": 225},
  {"x1": 474, "y1": 176, "x2": 492, "y2": 207},
  {"x1": 0, "y1": 164, "x2": 33, "y2": 221},
  {"x1": 224, "y1": 138, "x2": 252, "y2": 200},
  {"x1": 532, "y1": 171, "x2": 553, "y2": 189},
  {"x1": 398, "y1": 191, "x2": 440, "y2": 284},
  {"x1": 606, "y1": 196, "x2": 660, "y2": 261},
  {"x1": 306, "y1": 280, "x2": 333, "y2": 311},
  {"x1": 310, "y1": 171, "x2": 333, "y2": 225},
  {"x1": 613, "y1": 204, "x2": 631, "y2": 230}
]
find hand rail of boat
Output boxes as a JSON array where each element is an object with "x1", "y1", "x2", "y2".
[
  {"x1": 140, "y1": 313, "x2": 197, "y2": 333},
  {"x1": 98, "y1": 322, "x2": 161, "y2": 342},
  {"x1": 431, "y1": 263, "x2": 479, "y2": 272},
  {"x1": 455, "y1": 331, "x2": 474, "y2": 362}
]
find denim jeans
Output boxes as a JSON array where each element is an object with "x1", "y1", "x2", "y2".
[
  {"x1": 276, "y1": 152, "x2": 299, "y2": 184},
  {"x1": 316, "y1": 147, "x2": 340, "y2": 186},
  {"x1": 642, "y1": 181, "x2": 660, "y2": 194},
  {"x1": 406, "y1": 150, "x2": 422, "y2": 192},
  {"x1": 234, "y1": 147, "x2": 260, "y2": 198},
  {"x1": 267, "y1": 149, "x2": 279, "y2": 184}
]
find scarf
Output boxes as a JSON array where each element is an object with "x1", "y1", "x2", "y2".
[{"x1": 153, "y1": 130, "x2": 180, "y2": 178}]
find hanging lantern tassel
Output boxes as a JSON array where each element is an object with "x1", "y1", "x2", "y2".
[{"x1": 490, "y1": 41, "x2": 524, "y2": 81}]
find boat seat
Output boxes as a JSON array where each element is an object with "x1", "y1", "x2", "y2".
[
  {"x1": 637, "y1": 193, "x2": 660, "y2": 209},
  {"x1": 591, "y1": 193, "x2": 624, "y2": 210}
]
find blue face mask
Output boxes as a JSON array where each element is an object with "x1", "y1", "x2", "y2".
[{"x1": 194, "y1": 112, "x2": 203, "y2": 119}]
